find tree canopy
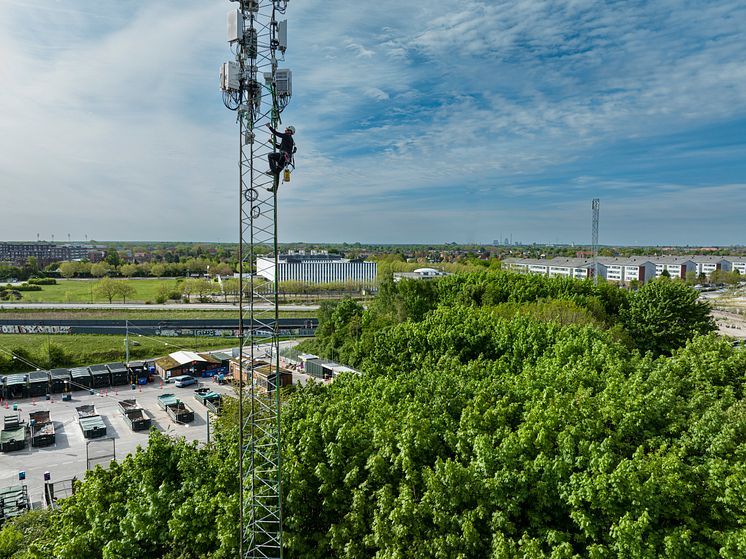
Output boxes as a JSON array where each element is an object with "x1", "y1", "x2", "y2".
[{"x1": 3, "y1": 270, "x2": 737, "y2": 559}]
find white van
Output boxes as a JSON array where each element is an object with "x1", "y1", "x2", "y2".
[{"x1": 172, "y1": 375, "x2": 198, "y2": 388}]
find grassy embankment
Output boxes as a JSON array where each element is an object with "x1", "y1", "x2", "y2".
[
  {"x1": 0, "y1": 280, "x2": 317, "y2": 368},
  {"x1": 0, "y1": 333, "x2": 237, "y2": 370}
]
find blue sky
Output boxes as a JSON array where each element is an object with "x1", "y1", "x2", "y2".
[{"x1": 0, "y1": 0, "x2": 744, "y2": 246}]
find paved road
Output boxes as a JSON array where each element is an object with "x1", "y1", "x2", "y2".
[{"x1": 0, "y1": 303, "x2": 319, "y2": 311}]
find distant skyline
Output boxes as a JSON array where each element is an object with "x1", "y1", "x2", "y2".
[{"x1": 1, "y1": 1, "x2": 744, "y2": 246}]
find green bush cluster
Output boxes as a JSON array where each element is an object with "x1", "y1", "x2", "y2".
[
  {"x1": 26, "y1": 278, "x2": 57, "y2": 285},
  {"x1": 0, "y1": 271, "x2": 730, "y2": 558}
]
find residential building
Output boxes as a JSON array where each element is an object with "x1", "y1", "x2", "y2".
[
  {"x1": 0, "y1": 242, "x2": 102, "y2": 265},
  {"x1": 690, "y1": 256, "x2": 731, "y2": 277},
  {"x1": 651, "y1": 257, "x2": 696, "y2": 280}
]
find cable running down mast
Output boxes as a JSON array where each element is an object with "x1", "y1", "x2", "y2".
[{"x1": 220, "y1": 1, "x2": 293, "y2": 557}]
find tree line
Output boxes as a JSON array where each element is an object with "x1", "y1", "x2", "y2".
[{"x1": 3, "y1": 271, "x2": 742, "y2": 559}]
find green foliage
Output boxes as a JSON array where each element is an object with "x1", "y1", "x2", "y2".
[
  {"x1": 26, "y1": 278, "x2": 56, "y2": 285},
  {"x1": 0, "y1": 510, "x2": 53, "y2": 558},
  {"x1": 8, "y1": 269, "x2": 737, "y2": 558},
  {"x1": 621, "y1": 278, "x2": 715, "y2": 356},
  {"x1": 3, "y1": 284, "x2": 41, "y2": 292},
  {"x1": 283, "y1": 312, "x2": 746, "y2": 558},
  {"x1": 25, "y1": 430, "x2": 237, "y2": 559}
]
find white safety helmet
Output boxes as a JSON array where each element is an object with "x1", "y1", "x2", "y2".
[{"x1": 285, "y1": 126, "x2": 296, "y2": 134}]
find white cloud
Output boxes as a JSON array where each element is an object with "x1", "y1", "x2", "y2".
[{"x1": 0, "y1": 0, "x2": 744, "y2": 244}]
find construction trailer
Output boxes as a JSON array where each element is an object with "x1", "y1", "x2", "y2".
[
  {"x1": 69, "y1": 367, "x2": 92, "y2": 390},
  {"x1": 49, "y1": 368, "x2": 71, "y2": 394},
  {"x1": 0, "y1": 485, "x2": 29, "y2": 525},
  {"x1": 2, "y1": 374, "x2": 28, "y2": 400},
  {"x1": 107, "y1": 363, "x2": 130, "y2": 386},
  {"x1": 88, "y1": 365, "x2": 111, "y2": 389},
  {"x1": 29, "y1": 410, "x2": 55, "y2": 447},
  {"x1": 25, "y1": 371, "x2": 48, "y2": 398},
  {"x1": 76, "y1": 405, "x2": 107, "y2": 439},
  {"x1": 117, "y1": 399, "x2": 151, "y2": 431}
]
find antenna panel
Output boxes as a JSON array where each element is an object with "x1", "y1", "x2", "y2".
[{"x1": 227, "y1": 9, "x2": 243, "y2": 43}]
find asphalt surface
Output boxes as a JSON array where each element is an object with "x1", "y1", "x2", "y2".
[
  {"x1": 0, "y1": 341, "x2": 307, "y2": 508},
  {"x1": 0, "y1": 379, "x2": 232, "y2": 506}
]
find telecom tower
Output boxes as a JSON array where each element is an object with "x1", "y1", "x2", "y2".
[
  {"x1": 220, "y1": 1, "x2": 292, "y2": 557},
  {"x1": 592, "y1": 198, "x2": 600, "y2": 285}
]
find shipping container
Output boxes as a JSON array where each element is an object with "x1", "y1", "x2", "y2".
[
  {"x1": 69, "y1": 367, "x2": 92, "y2": 390},
  {"x1": 106, "y1": 363, "x2": 130, "y2": 386},
  {"x1": 27, "y1": 371, "x2": 50, "y2": 397},
  {"x1": 76, "y1": 405, "x2": 107, "y2": 439},
  {"x1": 88, "y1": 364, "x2": 111, "y2": 389},
  {"x1": 49, "y1": 369, "x2": 70, "y2": 394},
  {"x1": 2, "y1": 374, "x2": 28, "y2": 400}
]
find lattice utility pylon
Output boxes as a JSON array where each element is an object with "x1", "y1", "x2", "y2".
[
  {"x1": 220, "y1": 1, "x2": 292, "y2": 557},
  {"x1": 592, "y1": 198, "x2": 600, "y2": 286}
]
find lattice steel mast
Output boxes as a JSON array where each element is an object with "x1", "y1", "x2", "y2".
[
  {"x1": 592, "y1": 198, "x2": 600, "y2": 285},
  {"x1": 220, "y1": 1, "x2": 292, "y2": 557}
]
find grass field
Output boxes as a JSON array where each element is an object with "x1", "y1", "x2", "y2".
[
  {"x1": 0, "y1": 333, "x2": 237, "y2": 371},
  {"x1": 11, "y1": 279, "x2": 180, "y2": 304},
  {"x1": 0, "y1": 309, "x2": 317, "y2": 320}
]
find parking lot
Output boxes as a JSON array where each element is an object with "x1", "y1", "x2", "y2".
[{"x1": 0, "y1": 377, "x2": 236, "y2": 506}]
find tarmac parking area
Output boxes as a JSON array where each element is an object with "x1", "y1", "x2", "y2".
[{"x1": 0, "y1": 378, "x2": 235, "y2": 506}]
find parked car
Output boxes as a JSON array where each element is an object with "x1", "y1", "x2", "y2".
[{"x1": 172, "y1": 375, "x2": 198, "y2": 388}]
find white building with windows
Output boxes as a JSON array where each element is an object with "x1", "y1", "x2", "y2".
[
  {"x1": 690, "y1": 256, "x2": 731, "y2": 277},
  {"x1": 256, "y1": 252, "x2": 377, "y2": 284},
  {"x1": 503, "y1": 258, "x2": 604, "y2": 281},
  {"x1": 728, "y1": 257, "x2": 746, "y2": 275},
  {"x1": 393, "y1": 268, "x2": 450, "y2": 282},
  {"x1": 650, "y1": 257, "x2": 696, "y2": 280},
  {"x1": 598, "y1": 257, "x2": 657, "y2": 285}
]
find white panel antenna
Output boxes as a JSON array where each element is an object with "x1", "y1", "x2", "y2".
[
  {"x1": 227, "y1": 9, "x2": 243, "y2": 43},
  {"x1": 277, "y1": 20, "x2": 288, "y2": 53}
]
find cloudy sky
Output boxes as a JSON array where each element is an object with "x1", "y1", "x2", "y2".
[{"x1": 1, "y1": 0, "x2": 744, "y2": 245}]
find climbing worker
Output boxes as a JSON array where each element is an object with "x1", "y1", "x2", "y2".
[{"x1": 265, "y1": 123, "x2": 295, "y2": 191}]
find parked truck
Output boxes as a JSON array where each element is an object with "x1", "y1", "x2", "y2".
[
  {"x1": 29, "y1": 410, "x2": 55, "y2": 447},
  {"x1": 118, "y1": 399, "x2": 152, "y2": 431},
  {"x1": 76, "y1": 405, "x2": 107, "y2": 439}
]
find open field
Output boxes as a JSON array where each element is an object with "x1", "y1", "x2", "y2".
[
  {"x1": 9, "y1": 279, "x2": 180, "y2": 304},
  {"x1": 0, "y1": 333, "x2": 237, "y2": 370}
]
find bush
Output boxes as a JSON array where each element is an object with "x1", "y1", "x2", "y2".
[
  {"x1": 6, "y1": 283, "x2": 42, "y2": 292},
  {"x1": 27, "y1": 278, "x2": 57, "y2": 285}
]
